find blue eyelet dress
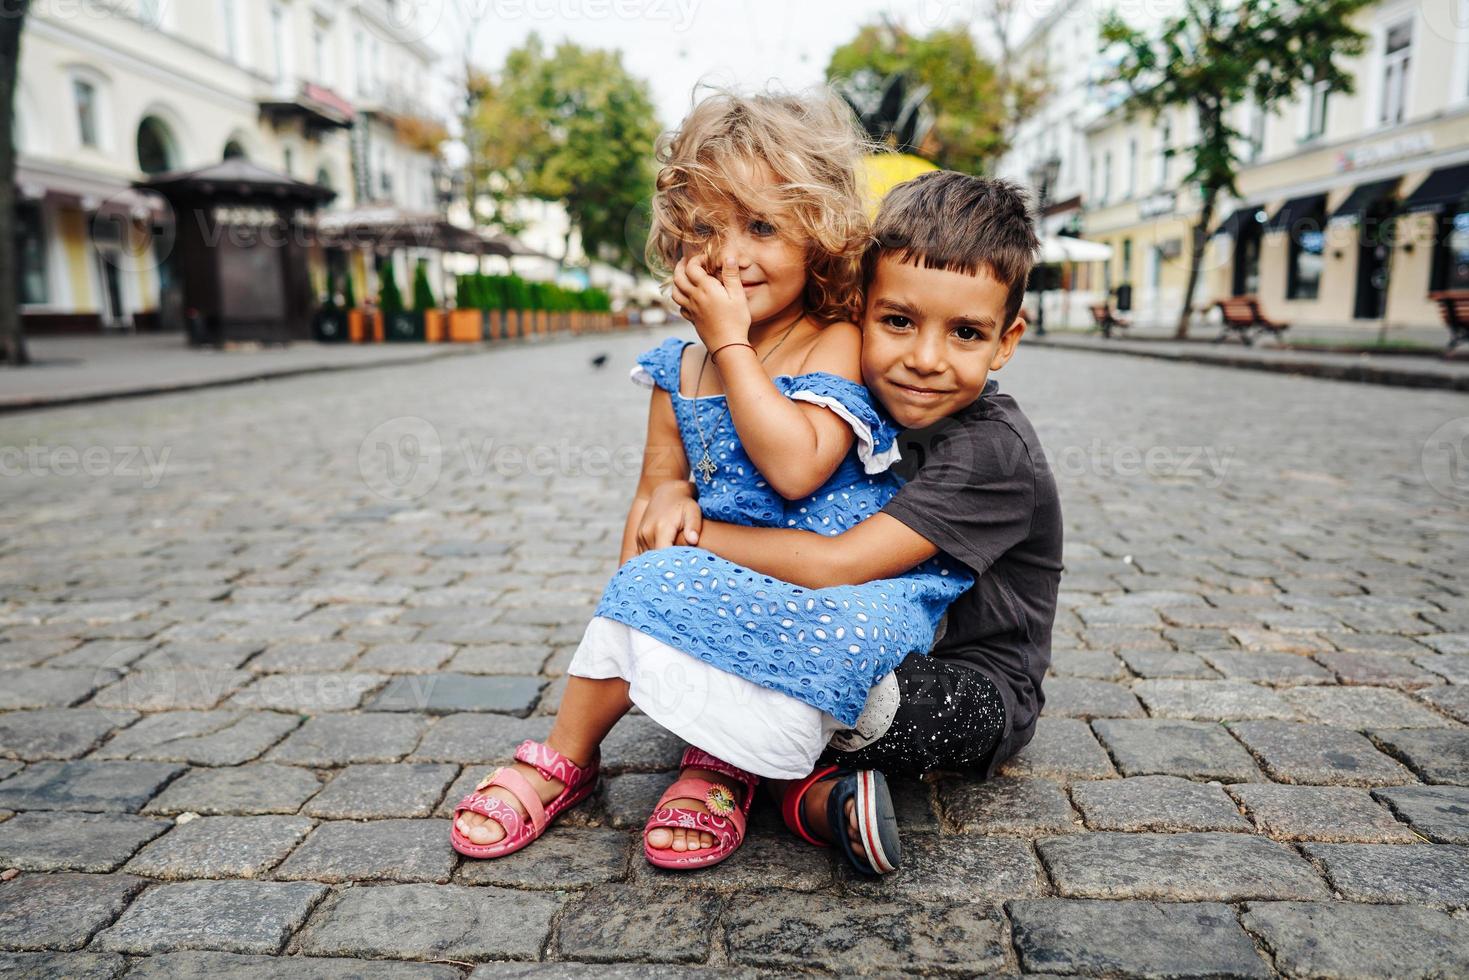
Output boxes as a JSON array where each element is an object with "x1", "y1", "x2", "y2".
[{"x1": 567, "y1": 337, "x2": 974, "y2": 778}]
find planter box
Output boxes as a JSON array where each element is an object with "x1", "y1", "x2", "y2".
[
  {"x1": 448, "y1": 309, "x2": 484, "y2": 342},
  {"x1": 347, "y1": 309, "x2": 366, "y2": 342},
  {"x1": 385, "y1": 310, "x2": 425, "y2": 342},
  {"x1": 424, "y1": 309, "x2": 446, "y2": 343},
  {"x1": 313, "y1": 309, "x2": 349, "y2": 343}
]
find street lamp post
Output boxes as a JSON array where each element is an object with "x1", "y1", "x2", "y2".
[{"x1": 1027, "y1": 155, "x2": 1061, "y2": 336}]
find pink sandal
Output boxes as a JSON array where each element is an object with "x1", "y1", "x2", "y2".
[
  {"x1": 449, "y1": 739, "x2": 599, "y2": 859},
  {"x1": 642, "y1": 746, "x2": 758, "y2": 870}
]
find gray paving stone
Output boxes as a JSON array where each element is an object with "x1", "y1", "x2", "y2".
[
  {"x1": 1040, "y1": 831, "x2": 1328, "y2": 901},
  {"x1": 470, "y1": 964, "x2": 750, "y2": 979},
  {"x1": 273, "y1": 818, "x2": 454, "y2": 883},
  {"x1": 1230, "y1": 628, "x2": 1334, "y2": 655},
  {"x1": 295, "y1": 883, "x2": 555, "y2": 960},
  {"x1": 1012, "y1": 899, "x2": 1270, "y2": 978},
  {"x1": 1072, "y1": 775, "x2": 1250, "y2": 832},
  {"x1": 553, "y1": 884, "x2": 722, "y2": 963},
  {"x1": 353, "y1": 642, "x2": 455, "y2": 672},
  {"x1": 1118, "y1": 648, "x2": 1220, "y2": 679},
  {"x1": 88, "y1": 669, "x2": 251, "y2": 710},
  {"x1": 1372, "y1": 728, "x2": 1469, "y2": 784},
  {"x1": 722, "y1": 890, "x2": 1006, "y2": 973},
  {"x1": 1302, "y1": 843, "x2": 1469, "y2": 905},
  {"x1": 122, "y1": 950, "x2": 462, "y2": 979},
  {"x1": 457, "y1": 826, "x2": 631, "y2": 890},
  {"x1": 90, "y1": 710, "x2": 301, "y2": 765},
  {"x1": 838, "y1": 832, "x2": 1044, "y2": 900},
  {"x1": 599, "y1": 771, "x2": 672, "y2": 829},
  {"x1": 411, "y1": 713, "x2": 554, "y2": 765},
  {"x1": 600, "y1": 715, "x2": 687, "y2": 772},
  {"x1": 1375, "y1": 785, "x2": 1469, "y2": 843},
  {"x1": 1093, "y1": 719, "x2": 1261, "y2": 781},
  {"x1": 1241, "y1": 901, "x2": 1469, "y2": 979},
  {"x1": 142, "y1": 763, "x2": 325, "y2": 816},
  {"x1": 0, "y1": 669, "x2": 118, "y2": 709},
  {"x1": 0, "y1": 639, "x2": 80, "y2": 667},
  {"x1": 1418, "y1": 684, "x2": 1469, "y2": 724},
  {"x1": 0, "y1": 872, "x2": 147, "y2": 951},
  {"x1": 444, "y1": 643, "x2": 552, "y2": 675},
  {"x1": 996, "y1": 718, "x2": 1116, "y2": 780},
  {"x1": 1282, "y1": 685, "x2": 1456, "y2": 729},
  {"x1": 367, "y1": 672, "x2": 543, "y2": 715},
  {"x1": 0, "y1": 811, "x2": 170, "y2": 871},
  {"x1": 228, "y1": 673, "x2": 386, "y2": 712},
  {"x1": 534, "y1": 674, "x2": 568, "y2": 715},
  {"x1": 266, "y1": 713, "x2": 428, "y2": 765},
  {"x1": 0, "y1": 709, "x2": 138, "y2": 760},
  {"x1": 1422, "y1": 634, "x2": 1469, "y2": 656},
  {"x1": 0, "y1": 951, "x2": 128, "y2": 978},
  {"x1": 1198, "y1": 650, "x2": 1334, "y2": 685},
  {"x1": 1313, "y1": 650, "x2": 1443, "y2": 690},
  {"x1": 1134, "y1": 679, "x2": 1299, "y2": 721},
  {"x1": 938, "y1": 776, "x2": 1079, "y2": 834},
  {"x1": 1230, "y1": 783, "x2": 1417, "y2": 843},
  {"x1": 1039, "y1": 678, "x2": 1144, "y2": 719},
  {"x1": 93, "y1": 879, "x2": 327, "y2": 955},
  {"x1": 300, "y1": 763, "x2": 456, "y2": 819},
  {"x1": 0, "y1": 761, "x2": 18, "y2": 782},
  {"x1": 1230, "y1": 721, "x2": 1414, "y2": 786},
  {"x1": 0, "y1": 760, "x2": 184, "y2": 812},
  {"x1": 132, "y1": 642, "x2": 263, "y2": 670},
  {"x1": 1416, "y1": 653, "x2": 1469, "y2": 684},
  {"x1": 122, "y1": 815, "x2": 314, "y2": 879},
  {"x1": 247, "y1": 642, "x2": 363, "y2": 673},
  {"x1": 1049, "y1": 649, "x2": 1126, "y2": 680}
]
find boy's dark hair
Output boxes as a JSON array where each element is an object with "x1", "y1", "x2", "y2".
[{"x1": 864, "y1": 171, "x2": 1040, "y2": 326}]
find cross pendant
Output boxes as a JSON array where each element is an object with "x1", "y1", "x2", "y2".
[{"x1": 695, "y1": 450, "x2": 718, "y2": 483}]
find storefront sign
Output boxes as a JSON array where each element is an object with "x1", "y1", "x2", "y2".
[{"x1": 1335, "y1": 132, "x2": 1434, "y2": 172}]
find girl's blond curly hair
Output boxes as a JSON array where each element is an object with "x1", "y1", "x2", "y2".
[{"x1": 646, "y1": 87, "x2": 873, "y2": 325}]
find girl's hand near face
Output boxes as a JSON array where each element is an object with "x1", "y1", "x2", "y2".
[{"x1": 671, "y1": 252, "x2": 752, "y2": 352}]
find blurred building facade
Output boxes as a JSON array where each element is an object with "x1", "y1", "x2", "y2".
[
  {"x1": 14, "y1": 0, "x2": 446, "y2": 334},
  {"x1": 997, "y1": 0, "x2": 1469, "y2": 334}
]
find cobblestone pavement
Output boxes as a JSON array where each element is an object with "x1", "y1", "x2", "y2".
[{"x1": 2, "y1": 328, "x2": 1468, "y2": 977}]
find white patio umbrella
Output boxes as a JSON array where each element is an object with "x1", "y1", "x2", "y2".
[{"x1": 1034, "y1": 237, "x2": 1114, "y2": 329}]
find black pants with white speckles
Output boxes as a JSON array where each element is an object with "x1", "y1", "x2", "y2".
[{"x1": 818, "y1": 656, "x2": 1007, "y2": 776}]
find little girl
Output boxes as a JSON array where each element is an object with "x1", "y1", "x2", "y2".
[{"x1": 451, "y1": 89, "x2": 971, "y2": 872}]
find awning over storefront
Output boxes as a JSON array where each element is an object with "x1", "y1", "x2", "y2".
[
  {"x1": 1329, "y1": 178, "x2": 1399, "y2": 224},
  {"x1": 314, "y1": 207, "x2": 517, "y2": 256},
  {"x1": 1213, "y1": 205, "x2": 1266, "y2": 238},
  {"x1": 1266, "y1": 193, "x2": 1327, "y2": 232},
  {"x1": 1402, "y1": 164, "x2": 1469, "y2": 214}
]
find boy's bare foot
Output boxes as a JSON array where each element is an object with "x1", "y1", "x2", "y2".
[
  {"x1": 454, "y1": 748, "x2": 585, "y2": 845},
  {"x1": 798, "y1": 775, "x2": 867, "y2": 862},
  {"x1": 644, "y1": 767, "x2": 748, "y2": 853}
]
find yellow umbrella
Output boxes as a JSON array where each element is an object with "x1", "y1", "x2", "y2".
[{"x1": 860, "y1": 153, "x2": 940, "y2": 217}]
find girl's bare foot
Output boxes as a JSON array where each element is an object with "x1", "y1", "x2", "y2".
[
  {"x1": 454, "y1": 747, "x2": 587, "y2": 845},
  {"x1": 644, "y1": 766, "x2": 748, "y2": 853}
]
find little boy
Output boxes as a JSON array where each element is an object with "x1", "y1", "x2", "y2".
[{"x1": 638, "y1": 171, "x2": 1063, "y2": 850}]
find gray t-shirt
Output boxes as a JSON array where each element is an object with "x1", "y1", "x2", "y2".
[{"x1": 880, "y1": 379, "x2": 1063, "y2": 777}]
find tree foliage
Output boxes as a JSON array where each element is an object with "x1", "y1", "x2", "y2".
[
  {"x1": 474, "y1": 35, "x2": 659, "y2": 269},
  {"x1": 1102, "y1": 0, "x2": 1371, "y2": 336},
  {"x1": 826, "y1": 21, "x2": 1010, "y2": 173}
]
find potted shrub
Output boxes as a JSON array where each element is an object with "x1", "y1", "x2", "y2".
[
  {"x1": 313, "y1": 268, "x2": 348, "y2": 342},
  {"x1": 449, "y1": 274, "x2": 484, "y2": 342},
  {"x1": 414, "y1": 260, "x2": 445, "y2": 342},
  {"x1": 503, "y1": 275, "x2": 528, "y2": 339},
  {"x1": 343, "y1": 269, "x2": 369, "y2": 342},
  {"x1": 381, "y1": 260, "x2": 423, "y2": 341}
]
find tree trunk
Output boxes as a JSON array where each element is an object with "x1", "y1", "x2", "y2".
[
  {"x1": 1176, "y1": 185, "x2": 1218, "y2": 340},
  {"x1": 0, "y1": 0, "x2": 31, "y2": 365}
]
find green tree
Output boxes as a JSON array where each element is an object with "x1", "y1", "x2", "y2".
[
  {"x1": 477, "y1": 35, "x2": 659, "y2": 269},
  {"x1": 827, "y1": 20, "x2": 1007, "y2": 173},
  {"x1": 1102, "y1": 0, "x2": 1371, "y2": 337},
  {"x1": 1, "y1": 0, "x2": 31, "y2": 365},
  {"x1": 379, "y1": 263, "x2": 404, "y2": 314},
  {"x1": 412, "y1": 259, "x2": 436, "y2": 311}
]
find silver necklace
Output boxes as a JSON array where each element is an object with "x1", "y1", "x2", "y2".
[{"x1": 690, "y1": 313, "x2": 803, "y2": 484}]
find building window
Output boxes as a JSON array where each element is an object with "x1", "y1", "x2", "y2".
[
  {"x1": 73, "y1": 78, "x2": 98, "y2": 148},
  {"x1": 1156, "y1": 120, "x2": 1171, "y2": 189},
  {"x1": 1121, "y1": 238, "x2": 1133, "y2": 283},
  {"x1": 1304, "y1": 77, "x2": 1330, "y2": 141},
  {"x1": 1380, "y1": 20, "x2": 1412, "y2": 126},
  {"x1": 1126, "y1": 138, "x2": 1137, "y2": 199},
  {"x1": 271, "y1": 4, "x2": 286, "y2": 81},
  {"x1": 136, "y1": 116, "x2": 177, "y2": 174},
  {"x1": 1245, "y1": 101, "x2": 1266, "y2": 162},
  {"x1": 15, "y1": 199, "x2": 48, "y2": 306},
  {"x1": 1088, "y1": 153, "x2": 1097, "y2": 203},
  {"x1": 354, "y1": 31, "x2": 367, "y2": 96},
  {"x1": 313, "y1": 21, "x2": 329, "y2": 85},
  {"x1": 1287, "y1": 200, "x2": 1327, "y2": 300},
  {"x1": 283, "y1": 147, "x2": 294, "y2": 177},
  {"x1": 1102, "y1": 151, "x2": 1112, "y2": 204},
  {"x1": 223, "y1": 139, "x2": 247, "y2": 160},
  {"x1": 139, "y1": 0, "x2": 163, "y2": 26},
  {"x1": 220, "y1": 0, "x2": 239, "y2": 61},
  {"x1": 1433, "y1": 202, "x2": 1469, "y2": 292}
]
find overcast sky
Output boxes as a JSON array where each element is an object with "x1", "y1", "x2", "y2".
[{"x1": 428, "y1": 0, "x2": 1026, "y2": 127}]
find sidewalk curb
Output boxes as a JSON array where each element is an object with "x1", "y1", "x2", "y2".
[
  {"x1": 0, "y1": 329, "x2": 657, "y2": 415},
  {"x1": 1026, "y1": 336, "x2": 1469, "y2": 393}
]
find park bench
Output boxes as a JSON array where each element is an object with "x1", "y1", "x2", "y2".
[
  {"x1": 1429, "y1": 291, "x2": 1469, "y2": 353},
  {"x1": 1213, "y1": 295, "x2": 1290, "y2": 346},
  {"x1": 1088, "y1": 303, "x2": 1130, "y2": 339}
]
